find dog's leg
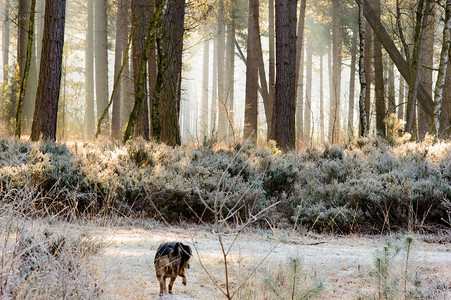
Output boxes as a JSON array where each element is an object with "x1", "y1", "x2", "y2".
[
  {"x1": 158, "y1": 275, "x2": 166, "y2": 295},
  {"x1": 168, "y1": 275, "x2": 176, "y2": 294}
]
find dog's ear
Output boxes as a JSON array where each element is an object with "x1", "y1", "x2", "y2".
[{"x1": 181, "y1": 243, "x2": 192, "y2": 258}]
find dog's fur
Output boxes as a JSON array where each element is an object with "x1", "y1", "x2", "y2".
[{"x1": 154, "y1": 242, "x2": 192, "y2": 295}]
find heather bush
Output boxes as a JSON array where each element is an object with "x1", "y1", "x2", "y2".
[{"x1": 0, "y1": 137, "x2": 449, "y2": 232}]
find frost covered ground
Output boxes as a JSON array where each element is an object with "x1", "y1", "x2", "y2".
[{"x1": 89, "y1": 223, "x2": 451, "y2": 299}]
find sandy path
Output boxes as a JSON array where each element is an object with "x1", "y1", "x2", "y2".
[{"x1": 89, "y1": 225, "x2": 451, "y2": 299}]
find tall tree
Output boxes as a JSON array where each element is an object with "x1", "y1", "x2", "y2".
[
  {"x1": 132, "y1": 0, "x2": 150, "y2": 140},
  {"x1": 217, "y1": 0, "x2": 227, "y2": 141},
  {"x1": 348, "y1": 24, "x2": 357, "y2": 140},
  {"x1": 148, "y1": 0, "x2": 157, "y2": 138},
  {"x1": 364, "y1": 22, "x2": 372, "y2": 131},
  {"x1": 270, "y1": 0, "x2": 297, "y2": 150},
  {"x1": 387, "y1": 59, "x2": 396, "y2": 115},
  {"x1": 159, "y1": 0, "x2": 185, "y2": 146},
  {"x1": 304, "y1": 37, "x2": 312, "y2": 143},
  {"x1": 15, "y1": 0, "x2": 36, "y2": 138},
  {"x1": 211, "y1": 37, "x2": 218, "y2": 133},
  {"x1": 268, "y1": 0, "x2": 275, "y2": 133},
  {"x1": 30, "y1": 0, "x2": 66, "y2": 141},
  {"x1": 295, "y1": 0, "x2": 307, "y2": 143},
  {"x1": 329, "y1": 0, "x2": 342, "y2": 143},
  {"x1": 95, "y1": 0, "x2": 109, "y2": 133},
  {"x1": 112, "y1": 0, "x2": 129, "y2": 140},
  {"x1": 320, "y1": 55, "x2": 325, "y2": 143},
  {"x1": 358, "y1": 1, "x2": 368, "y2": 137},
  {"x1": 200, "y1": 40, "x2": 209, "y2": 135},
  {"x1": 85, "y1": 0, "x2": 95, "y2": 139},
  {"x1": 244, "y1": 0, "x2": 259, "y2": 140},
  {"x1": 435, "y1": 0, "x2": 451, "y2": 138},
  {"x1": 225, "y1": 21, "x2": 235, "y2": 140},
  {"x1": 2, "y1": 0, "x2": 10, "y2": 84}
]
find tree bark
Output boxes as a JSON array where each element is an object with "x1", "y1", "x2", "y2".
[
  {"x1": 132, "y1": 0, "x2": 150, "y2": 140},
  {"x1": 268, "y1": 0, "x2": 275, "y2": 136},
  {"x1": 320, "y1": 55, "x2": 325, "y2": 143},
  {"x1": 270, "y1": 0, "x2": 297, "y2": 150},
  {"x1": 159, "y1": 0, "x2": 185, "y2": 146},
  {"x1": 2, "y1": 0, "x2": 10, "y2": 84},
  {"x1": 200, "y1": 40, "x2": 209, "y2": 136},
  {"x1": 15, "y1": 0, "x2": 36, "y2": 138},
  {"x1": 111, "y1": 0, "x2": 128, "y2": 140},
  {"x1": 358, "y1": 1, "x2": 368, "y2": 137},
  {"x1": 329, "y1": 0, "x2": 342, "y2": 143},
  {"x1": 244, "y1": 0, "x2": 259, "y2": 140},
  {"x1": 217, "y1": 0, "x2": 227, "y2": 141},
  {"x1": 348, "y1": 24, "x2": 357, "y2": 140},
  {"x1": 226, "y1": 22, "x2": 235, "y2": 140},
  {"x1": 304, "y1": 38, "x2": 312, "y2": 143},
  {"x1": 295, "y1": 0, "x2": 307, "y2": 144},
  {"x1": 95, "y1": 0, "x2": 109, "y2": 133},
  {"x1": 364, "y1": 22, "x2": 372, "y2": 131},
  {"x1": 433, "y1": 0, "x2": 451, "y2": 137},
  {"x1": 85, "y1": 0, "x2": 94, "y2": 139},
  {"x1": 30, "y1": 0, "x2": 66, "y2": 141},
  {"x1": 211, "y1": 36, "x2": 218, "y2": 133},
  {"x1": 387, "y1": 59, "x2": 396, "y2": 115}
]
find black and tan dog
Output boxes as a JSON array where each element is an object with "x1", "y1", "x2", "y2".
[{"x1": 154, "y1": 242, "x2": 192, "y2": 295}]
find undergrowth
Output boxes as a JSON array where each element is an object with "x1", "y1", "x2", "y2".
[{"x1": 0, "y1": 136, "x2": 450, "y2": 233}]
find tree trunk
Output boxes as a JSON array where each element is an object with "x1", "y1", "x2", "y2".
[
  {"x1": 441, "y1": 66, "x2": 451, "y2": 138},
  {"x1": 217, "y1": 0, "x2": 227, "y2": 141},
  {"x1": 36, "y1": 0, "x2": 45, "y2": 76},
  {"x1": 30, "y1": 0, "x2": 66, "y2": 141},
  {"x1": 2, "y1": 0, "x2": 10, "y2": 84},
  {"x1": 295, "y1": 0, "x2": 307, "y2": 144},
  {"x1": 371, "y1": 0, "x2": 386, "y2": 138},
  {"x1": 132, "y1": 0, "x2": 150, "y2": 140},
  {"x1": 320, "y1": 55, "x2": 325, "y2": 143},
  {"x1": 226, "y1": 22, "x2": 235, "y2": 140},
  {"x1": 329, "y1": 0, "x2": 342, "y2": 143},
  {"x1": 270, "y1": 0, "x2": 297, "y2": 150},
  {"x1": 304, "y1": 38, "x2": 312, "y2": 143},
  {"x1": 418, "y1": 12, "x2": 434, "y2": 141},
  {"x1": 211, "y1": 36, "x2": 218, "y2": 133},
  {"x1": 85, "y1": 0, "x2": 94, "y2": 139},
  {"x1": 433, "y1": 0, "x2": 451, "y2": 138},
  {"x1": 111, "y1": 0, "x2": 128, "y2": 140},
  {"x1": 200, "y1": 40, "x2": 209, "y2": 136},
  {"x1": 244, "y1": 0, "x2": 259, "y2": 140},
  {"x1": 15, "y1": 0, "x2": 36, "y2": 138},
  {"x1": 358, "y1": 1, "x2": 368, "y2": 137},
  {"x1": 159, "y1": 0, "x2": 185, "y2": 146},
  {"x1": 268, "y1": 0, "x2": 275, "y2": 137},
  {"x1": 364, "y1": 21, "x2": 372, "y2": 131},
  {"x1": 348, "y1": 24, "x2": 357, "y2": 140},
  {"x1": 387, "y1": 59, "x2": 396, "y2": 115},
  {"x1": 357, "y1": 0, "x2": 434, "y2": 119},
  {"x1": 95, "y1": 0, "x2": 109, "y2": 134}
]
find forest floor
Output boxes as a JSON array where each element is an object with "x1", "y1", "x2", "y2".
[{"x1": 86, "y1": 222, "x2": 451, "y2": 299}]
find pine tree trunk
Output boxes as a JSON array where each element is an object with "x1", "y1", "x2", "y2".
[
  {"x1": 244, "y1": 0, "x2": 259, "y2": 140},
  {"x1": 132, "y1": 0, "x2": 150, "y2": 140},
  {"x1": 159, "y1": 0, "x2": 185, "y2": 146},
  {"x1": 2, "y1": 0, "x2": 10, "y2": 84},
  {"x1": 418, "y1": 13, "x2": 434, "y2": 141},
  {"x1": 30, "y1": 0, "x2": 66, "y2": 141},
  {"x1": 295, "y1": 0, "x2": 306, "y2": 144},
  {"x1": 270, "y1": 0, "x2": 297, "y2": 150},
  {"x1": 348, "y1": 24, "x2": 357, "y2": 140},
  {"x1": 434, "y1": 0, "x2": 451, "y2": 138},
  {"x1": 211, "y1": 37, "x2": 218, "y2": 133},
  {"x1": 200, "y1": 40, "x2": 209, "y2": 136},
  {"x1": 95, "y1": 0, "x2": 109, "y2": 134},
  {"x1": 111, "y1": 0, "x2": 128, "y2": 140},
  {"x1": 226, "y1": 22, "x2": 235, "y2": 140},
  {"x1": 329, "y1": 0, "x2": 342, "y2": 143},
  {"x1": 304, "y1": 38, "x2": 312, "y2": 143},
  {"x1": 364, "y1": 21, "x2": 372, "y2": 131},
  {"x1": 387, "y1": 59, "x2": 396, "y2": 115},
  {"x1": 85, "y1": 0, "x2": 95, "y2": 139},
  {"x1": 268, "y1": 0, "x2": 275, "y2": 137},
  {"x1": 217, "y1": 0, "x2": 227, "y2": 141},
  {"x1": 320, "y1": 55, "x2": 325, "y2": 143},
  {"x1": 36, "y1": 0, "x2": 44, "y2": 75},
  {"x1": 358, "y1": 2, "x2": 368, "y2": 137}
]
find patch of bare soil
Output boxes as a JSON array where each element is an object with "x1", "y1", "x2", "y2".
[{"x1": 88, "y1": 224, "x2": 451, "y2": 299}]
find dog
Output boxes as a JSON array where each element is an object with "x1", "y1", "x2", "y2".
[{"x1": 154, "y1": 242, "x2": 192, "y2": 295}]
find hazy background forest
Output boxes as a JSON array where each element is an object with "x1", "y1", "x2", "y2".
[{"x1": 0, "y1": 0, "x2": 450, "y2": 299}]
